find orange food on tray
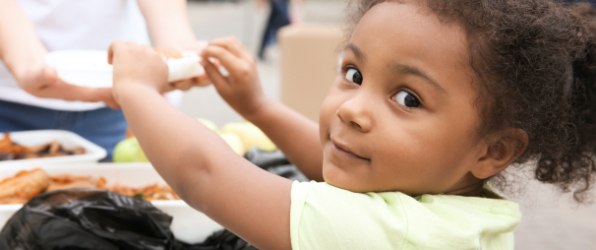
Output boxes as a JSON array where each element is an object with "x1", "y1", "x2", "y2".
[
  {"x1": 0, "y1": 169, "x2": 50, "y2": 204},
  {"x1": 0, "y1": 133, "x2": 86, "y2": 161},
  {"x1": 0, "y1": 168, "x2": 178, "y2": 204}
]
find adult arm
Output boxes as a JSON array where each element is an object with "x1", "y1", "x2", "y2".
[
  {"x1": 0, "y1": 0, "x2": 116, "y2": 107},
  {"x1": 137, "y1": 0, "x2": 198, "y2": 50},
  {"x1": 137, "y1": 0, "x2": 209, "y2": 89}
]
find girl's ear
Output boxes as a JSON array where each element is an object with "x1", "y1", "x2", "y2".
[{"x1": 471, "y1": 128, "x2": 529, "y2": 179}]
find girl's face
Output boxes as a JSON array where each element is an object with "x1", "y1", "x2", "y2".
[{"x1": 319, "y1": 1, "x2": 486, "y2": 195}]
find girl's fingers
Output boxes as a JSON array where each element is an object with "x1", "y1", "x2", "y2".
[
  {"x1": 202, "y1": 57, "x2": 228, "y2": 89},
  {"x1": 201, "y1": 45, "x2": 243, "y2": 70},
  {"x1": 201, "y1": 45, "x2": 250, "y2": 79},
  {"x1": 208, "y1": 37, "x2": 251, "y2": 60}
]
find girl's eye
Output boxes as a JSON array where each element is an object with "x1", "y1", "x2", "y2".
[
  {"x1": 344, "y1": 68, "x2": 363, "y2": 85},
  {"x1": 394, "y1": 90, "x2": 421, "y2": 108}
]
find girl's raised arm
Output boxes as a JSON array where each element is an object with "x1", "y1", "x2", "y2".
[
  {"x1": 202, "y1": 37, "x2": 324, "y2": 181},
  {"x1": 110, "y1": 41, "x2": 292, "y2": 250}
]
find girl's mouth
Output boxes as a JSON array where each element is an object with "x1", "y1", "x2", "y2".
[{"x1": 332, "y1": 140, "x2": 371, "y2": 162}]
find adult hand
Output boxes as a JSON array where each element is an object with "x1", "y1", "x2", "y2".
[{"x1": 14, "y1": 60, "x2": 118, "y2": 108}]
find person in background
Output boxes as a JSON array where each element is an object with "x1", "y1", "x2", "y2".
[
  {"x1": 257, "y1": 0, "x2": 303, "y2": 60},
  {"x1": 0, "y1": 0, "x2": 204, "y2": 158},
  {"x1": 109, "y1": 0, "x2": 595, "y2": 249}
]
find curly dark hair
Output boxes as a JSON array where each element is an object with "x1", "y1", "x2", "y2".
[{"x1": 346, "y1": 0, "x2": 596, "y2": 202}]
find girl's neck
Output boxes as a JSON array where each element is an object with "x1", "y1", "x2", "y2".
[{"x1": 444, "y1": 181, "x2": 486, "y2": 197}]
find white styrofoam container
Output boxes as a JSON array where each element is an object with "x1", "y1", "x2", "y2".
[
  {"x1": 0, "y1": 163, "x2": 223, "y2": 243},
  {"x1": 0, "y1": 130, "x2": 107, "y2": 167}
]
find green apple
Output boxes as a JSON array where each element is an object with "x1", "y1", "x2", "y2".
[
  {"x1": 217, "y1": 131, "x2": 246, "y2": 155},
  {"x1": 220, "y1": 121, "x2": 276, "y2": 151},
  {"x1": 196, "y1": 118, "x2": 218, "y2": 131},
  {"x1": 112, "y1": 137, "x2": 148, "y2": 162}
]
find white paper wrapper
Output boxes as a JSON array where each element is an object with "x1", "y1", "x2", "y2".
[{"x1": 45, "y1": 50, "x2": 204, "y2": 88}]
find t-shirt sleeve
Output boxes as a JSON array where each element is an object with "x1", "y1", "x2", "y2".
[{"x1": 290, "y1": 181, "x2": 409, "y2": 249}]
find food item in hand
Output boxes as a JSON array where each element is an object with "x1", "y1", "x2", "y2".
[
  {"x1": 156, "y1": 48, "x2": 205, "y2": 83},
  {"x1": 155, "y1": 48, "x2": 183, "y2": 59},
  {"x1": 0, "y1": 169, "x2": 51, "y2": 204}
]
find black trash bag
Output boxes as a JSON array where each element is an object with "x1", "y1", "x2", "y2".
[
  {"x1": 180, "y1": 229, "x2": 257, "y2": 250},
  {"x1": 244, "y1": 148, "x2": 308, "y2": 182},
  {"x1": 0, "y1": 188, "x2": 182, "y2": 250}
]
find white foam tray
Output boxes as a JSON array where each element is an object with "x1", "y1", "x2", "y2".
[
  {"x1": 0, "y1": 163, "x2": 223, "y2": 243},
  {"x1": 0, "y1": 130, "x2": 107, "y2": 167}
]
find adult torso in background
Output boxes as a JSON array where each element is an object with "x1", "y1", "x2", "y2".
[{"x1": 0, "y1": 0, "x2": 150, "y2": 111}]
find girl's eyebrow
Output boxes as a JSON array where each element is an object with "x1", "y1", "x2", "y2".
[
  {"x1": 346, "y1": 43, "x2": 365, "y2": 62},
  {"x1": 391, "y1": 63, "x2": 446, "y2": 93}
]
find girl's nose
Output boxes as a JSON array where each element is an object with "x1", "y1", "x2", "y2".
[{"x1": 336, "y1": 92, "x2": 372, "y2": 132}]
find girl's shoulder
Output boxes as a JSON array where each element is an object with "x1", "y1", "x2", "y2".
[{"x1": 289, "y1": 181, "x2": 519, "y2": 250}]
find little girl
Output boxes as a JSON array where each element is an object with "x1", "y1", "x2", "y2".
[{"x1": 108, "y1": 0, "x2": 595, "y2": 249}]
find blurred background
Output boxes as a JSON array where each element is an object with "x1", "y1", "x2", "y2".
[{"x1": 182, "y1": 1, "x2": 596, "y2": 249}]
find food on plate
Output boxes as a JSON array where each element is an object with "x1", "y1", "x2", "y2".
[
  {"x1": 47, "y1": 174, "x2": 107, "y2": 192},
  {"x1": 0, "y1": 168, "x2": 178, "y2": 204},
  {"x1": 110, "y1": 184, "x2": 178, "y2": 201},
  {"x1": 0, "y1": 169, "x2": 51, "y2": 204},
  {"x1": 0, "y1": 133, "x2": 86, "y2": 161}
]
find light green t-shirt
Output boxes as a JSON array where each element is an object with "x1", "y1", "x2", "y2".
[{"x1": 290, "y1": 181, "x2": 520, "y2": 250}]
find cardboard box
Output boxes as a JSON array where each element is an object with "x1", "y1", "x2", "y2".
[{"x1": 279, "y1": 24, "x2": 343, "y2": 121}]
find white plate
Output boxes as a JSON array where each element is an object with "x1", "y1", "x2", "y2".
[
  {"x1": 0, "y1": 130, "x2": 106, "y2": 167},
  {"x1": 0, "y1": 163, "x2": 223, "y2": 243},
  {"x1": 45, "y1": 50, "x2": 204, "y2": 88}
]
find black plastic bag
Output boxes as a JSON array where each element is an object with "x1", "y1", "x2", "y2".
[
  {"x1": 0, "y1": 188, "x2": 180, "y2": 250},
  {"x1": 181, "y1": 229, "x2": 257, "y2": 250},
  {"x1": 244, "y1": 148, "x2": 307, "y2": 181}
]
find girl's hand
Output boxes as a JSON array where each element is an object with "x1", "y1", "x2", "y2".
[
  {"x1": 200, "y1": 37, "x2": 270, "y2": 118},
  {"x1": 13, "y1": 60, "x2": 119, "y2": 108},
  {"x1": 108, "y1": 41, "x2": 171, "y2": 103}
]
